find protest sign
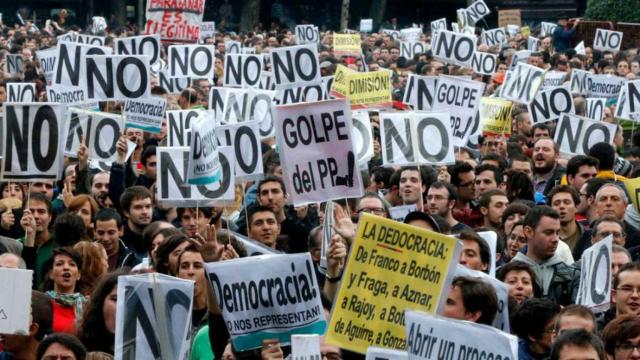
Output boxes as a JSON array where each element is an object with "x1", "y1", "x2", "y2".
[
  {"x1": 431, "y1": 18, "x2": 447, "y2": 33},
  {"x1": 2, "y1": 103, "x2": 66, "y2": 181},
  {"x1": 337, "y1": 70, "x2": 392, "y2": 109},
  {"x1": 292, "y1": 335, "x2": 321, "y2": 359},
  {"x1": 480, "y1": 97, "x2": 513, "y2": 136},
  {"x1": 432, "y1": 75, "x2": 485, "y2": 146},
  {"x1": 274, "y1": 80, "x2": 332, "y2": 105},
  {"x1": 508, "y1": 50, "x2": 531, "y2": 71},
  {"x1": 351, "y1": 111, "x2": 375, "y2": 165},
  {"x1": 331, "y1": 64, "x2": 357, "y2": 98},
  {"x1": 498, "y1": 9, "x2": 521, "y2": 27},
  {"x1": 274, "y1": 99, "x2": 363, "y2": 205},
  {"x1": 366, "y1": 347, "x2": 408, "y2": 360},
  {"x1": 242, "y1": 47, "x2": 257, "y2": 55},
  {"x1": 400, "y1": 42, "x2": 428, "y2": 59},
  {"x1": 388, "y1": 204, "x2": 418, "y2": 222},
  {"x1": 124, "y1": 97, "x2": 166, "y2": 133},
  {"x1": 271, "y1": 44, "x2": 321, "y2": 86},
  {"x1": 5, "y1": 54, "x2": 24, "y2": 76},
  {"x1": 91, "y1": 16, "x2": 107, "y2": 34},
  {"x1": 0, "y1": 268, "x2": 32, "y2": 335},
  {"x1": 576, "y1": 235, "x2": 612, "y2": 312},
  {"x1": 554, "y1": 113, "x2": 618, "y2": 156},
  {"x1": 215, "y1": 121, "x2": 264, "y2": 179},
  {"x1": 200, "y1": 22, "x2": 216, "y2": 42},
  {"x1": 575, "y1": 41, "x2": 586, "y2": 56},
  {"x1": 586, "y1": 98, "x2": 606, "y2": 121},
  {"x1": 624, "y1": 177, "x2": 640, "y2": 213},
  {"x1": 382, "y1": 29, "x2": 401, "y2": 41},
  {"x1": 115, "y1": 34, "x2": 161, "y2": 65},
  {"x1": 528, "y1": 85, "x2": 575, "y2": 124},
  {"x1": 326, "y1": 213, "x2": 461, "y2": 354},
  {"x1": 212, "y1": 88, "x2": 276, "y2": 138},
  {"x1": 360, "y1": 19, "x2": 373, "y2": 33},
  {"x1": 333, "y1": 34, "x2": 363, "y2": 56},
  {"x1": 528, "y1": 36, "x2": 538, "y2": 51},
  {"x1": 205, "y1": 253, "x2": 326, "y2": 351},
  {"x1": 75, "y1": 34, "x2": 107, "y2": 46},
  {"x1": 507, "y1": 24, "x2": 521, "y2": 37},
  {"x1": 64, "y1": 108, "x2": 125, "y2": 168},
  {"x1": 401, "y1": 28, "x2": 423, "y2": 42},
  {"x1": 454, "y1": 264, "x2": 510, "y2": 332},
  {"x1": 7, "y1": 83, "x2": 36, "y2": 103},
  {"x1": 616, "y1": 85, "x2": 630, "y2": 119},
  {"x1": 224, "y1": 53, "x2": 264, "y2": 88},
  {"x1": 594, "y1": 29, "x2": 623, "y2": 52},
  {"x1": 168, "y1": 45, "x2": 216, "y2": 78},
  {"x1": 187, "y1": 113, "x2": 222, "y2": 185},
  {"x1": 465, "y1": 0, "x2": 490, "y2": 24},
  {"x1": 432, "y1": 30, "x2": 476, "y2": 67},
  {"x1": 57, "y1": 31, "x2": 77, "y2": 42},
  {"x1": 403, "y1": 75, "x2": 437, "y2": 111},
  {"x1": 225, "y1": 40, "x2": 241, "y2": 54},
  {"x1": 477, "y1": 231, "x2": 498, "y2": 278},
  {"x1": 457, "y1": 9, "x2": 472, "y2": 28},
  {"x1": 623, "y1": 80, "x2": 640, "y2": 115},
  {"x1": 144, "y1": 0, "x2": 204, "y2": 43},
  {"x1": 159, "y1": 69, "x2": 191, "y2": 94},
  {"x1": 586, "y1": 74, "x2": 625, "y2": 99},
  {"x1": 156, "y1": 146, "x2": 235, "y2": 207},
  {"x1": 570, "y1": 69, "x2": 589, "y2": 95},
  {"x1": 115, "y1": 273, "x2": 194, "y2": 360},
  {"x1": 501, "y1": 62, "x2": 544, "y2": 104},
  {"x1": 80, "y1": 55, "x2": 151, "y2": 102},
  {"x1": 482, "y1": 28, "x2": 507, "y2": 47},
  {"x1": 259, "y1": 72, "x2": 276, "y2": 90},
  {"x1": 319, "y1": 201, "x2": 334, "y2": 273},
  {"x1": 380, "y1": 112, "x2": 455, "y2": 166},
  {"x1": 296, "y1": 25, "x2": 320, "y2": 44},
  {"x1": 405, "y1": 311, "x2": 518, "y2": 360},
  {"x1": 36, "y1": 48, "x2": 57, "y2": 86},
  {"x1": 541, "y1": 22, "x2": 557, "y2": 37},
  {"x1": 540, "y1": 71, "x2": 567, "y2": 90},
  {"x1": 471, "y1": 52, "x2": 497, "y2": 75}
]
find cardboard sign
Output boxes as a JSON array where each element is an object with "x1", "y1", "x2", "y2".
[
  {"x1": 215, "y1": 121, "x2": 265, "y2": 180},
  {"x1": 64, "y1": 108, "x2": 125, "y2": 168},
  {"x1": 2, "y1": 103, "x2": 66, "y2": 181},
  {"x1": 500, "y1": 62, "x2": 544, "y2": 104},
  {"x1": 541, "y1": 22, "x2": 557, "y2": 37},
  {"x1": 382, "y1": 29, "x2": 401, "y2": 41},
  {"x1": 508, "y1": 50, "x2": 531, "y2": 70},
  {"x1": 570, "y1": 69, "x2": 589, "y2": 95},
  {"x1": 187, "y1": 113, "x2": 222, "y2": 185},
  {"x1": 115, "y1": 273, "x2": 193, "y2": 360},
  {"x1": 326, "y1": 213, "x2": 461, "y2": 354},
  {"x1": 224, "y1": 54, "x2": 264, "y2": 88},
  {"x1": 168, "y1": 45, "x2": 216, "y2": 78},
  {"x1": 205, "y1": 253, "x2": 326, "y2": 351},
  {"x1": 296, "y1": 25, "x2": 320, "y2": 44},
  {"x1": 586, "y1": 98, "x2": 606, "y2": 121},
  {"x1": 432, "y1": 30, "x2": 476, "y2": 67},
  {"x1": 334, "y1": 70, "x2": 393, "y2": 109},
  {"x1": 270, "y1": 44, "x2": 321, "y2": 86},
  {"x1": 225, "y1": 40, "x2": 241, "y2": 54},
  {"x1": 540, "y1": 71, "x2": 567, "y2": 90},
  {"x1": 586, "y1": 74, "x2": 625, "y2": 99},
  {"x1": 274, "y1": 99, "x2": 363, "y2": 205},
  {"x1": 528, "y1": 85, "x2": 575, "y2": 124},
  {"x1": 554, "y1": 113, "x2": 618, "y2": 156},
  {"x1": 144, "y1": 0, "x2": 204, "y2": 43},
  {"x1": 403, "y1": 75, "x2": 438, "y2": 111},
  {"x1": 482, "y1": 28, "x2": 507, "y2": 47},
  {"x1": 380, "y1": 112, "x2": 455, "y2": 166},
  {"x1": 432, "y1": 75, "x2": 485, "y2": 146},
  {"x1": 431, "y1": 18, "x2": 447, "y2": 33},
  {"x1": 405, "y1": 311, "x2": 518, "y2": 360},
  {"x1": 576, "y1": 235, "x2": 612, "y2": 312},
  {"x1": 465, "y1": 0, "x2": 490, "y2": 24},
  {"x1": 292, "y1": 335, "x2": 321, "y2": 359},
  {"x1": 115, "y1": 34, "x2": 161, "y2": 65},
  {"x1": 528, "y1": 36, "x2": 538, "y2": 51},
  {"x1": 366, "y1": 347, "x2": 408, "y2": 360},
  {"x1": 351, "y1": 111, "x2": 375, "y2": 165},
  {"x1": 400, "y1": 41, "x2": 428, "y2": 59},
  {"x1": 80, "y1": 55, "x2": 151, "y2": 102},
  {"x1": 274, "y1": 80, "x2": 333, "y2": 105},
  {"x1": 360, "y1": 19, "x2": 373, "y2": 33},
  {"x1": 333, "y1": 34, "x2": 362, "y2": 56},
  {"x1": 6, "y1": 83, "x2": 36, "y2": 103},
  {"x1": 0, "y1": 268, "x2": 33, "y2": 334},
  {"x1": 471, "y1": 52, "x2": 497, "y2": 75},
  {"x1": 454, "y1": 264, "x2": 510, "y2": 331},
  {"x1": 158, "y1": 69, "x2": 191, "y2": 94},
  {"x1": 210, "y1": 87, "x2": 276, "y2": 138},
  {"x1": 5, "y1": 54, "x2": 24, "y2": 76},
  {"x1": 498, "y1": 9, "x2": 521, "y2": 28},
  {"x1": 481, "y1": 97, "x2": 513, "y2": 136},
  {"x1": 36, "y1": 48, "x2": 57, "y2": 86},
  {"x1": 124, "y1": 97, "x2": 167, "y2": 133},
  {"x1": 200, "y1": 22, "x2": 216, "y2": 41},
  {"x1": 156, "y1": 145, "x2": 235, "y2": 207},
  {"x1": 594, "y1": 29, "x2": 623, "y2": 52}
]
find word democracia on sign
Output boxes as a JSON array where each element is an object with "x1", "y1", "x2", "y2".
[{"x1": 125, "y1": 101, "x2": 164, "y2": 117}]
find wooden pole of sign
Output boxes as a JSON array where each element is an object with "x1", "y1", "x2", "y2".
[
  {"x1": 26, "y1": 182, "x2": 31, "y2": 206},
  {"x1": 196, "y1": 202, "x2": 199, "y2": 238},
  {"x1": 242, "y1": 182, "x2": 250, "y2": 236}
]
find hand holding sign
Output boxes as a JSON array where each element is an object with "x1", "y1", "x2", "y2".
[
  {"x1": 20, "y1": 209, "x2": 36, "y2": 247},
  {"x1": 77, "y1": 135, "x2": 89, "y2": 170},
  {"x1": 327, "y1": 235, "x2": 347, "y2": 279},
  {"x1": 116, "y1": 133, "x2": 128, "y2": 165},
  {"x1": 261, "y1": 340, "x2": 284, "y2": 360}
]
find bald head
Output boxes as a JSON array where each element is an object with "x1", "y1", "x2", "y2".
[{"x1": 0, "y1": 252, "x2": 25, "y2": 269}]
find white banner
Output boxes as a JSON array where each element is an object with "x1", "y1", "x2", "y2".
[
  {"x1": 351, "y1": 111, "x2": 374, "y2": 165},
  {"x1": 274, "y1": 99, "x2": 363, "y2": 205},
  {"x1": 36, "y1": 48, "x2": 57, "y2": 86},
  {"x1": 471, "y1": 52, "x2": 497, "y2": 75},
  {"x1": 554, "y1": 113, "x2": 618, "y2": 156},
  {"x1": 167, "y1": 45, "x2": 216, "y2": 78},
  {"x1": 5, "y1": 54, "x2": 24, "y2": 76},
  {"x1": 431, "y1": 18, "x2": 447, "y2": 33},
  {"x1": 210, "y1": 87, "x2": 276, "y2": 138},
  {"x1": 586, "y1": 98, "x2": 606, "y2": 121},
  {"x1": 224, "y1": 54, "x2": 264, "y2": 88},
  {"x1": 0, "y1": 268, "x2": 32, "y2": 334},
  {"x1": 124, "y1": 97, "x2": 167, "y2": 133},
  {"x1": 500, "y1": 62, "x2": 544, "y2": 104},
  {"x1": 6, "y1": 83, "x2": 36, "y2": 103},
  {"x1": 528, "y1": 85, "x2": 575, "y2": 124},
  {"x1": 570, "y1": 69, "x2": 589, "y2": 95},
  {"x1": 594, "y1": 29, "x2": 623, "y2": 52},
  {"x1": 432, "y1": 76, "x2": 485, "y2": 145},
  {"x1": 540, "y1": 22, "x2": 557, "y2": 37},
  {"x1": 292, "y1": 335, "x2": 321, "y2": 359},
  {"x1": 215, "y1": 121, "x2": 265, "y2": 180},
  {"x1": 577, "y1": 235, "x2": 612, "y2": 312},
  {"x1": 403, "y1": 75, "x2": 438, "y2": 111},
  {"x1": 187, "y1": 113, "x2": 222, "y2": 185},
  {"x1": 295, "y1": 25, "x2": 320, "y2": 44},
  {"x1": 540, "y1": 71, "x2": 567, "y2": 90},
  {"x1": 200, "y1": 22, "x2": 216, "y2": 41},
  {"x1": 432, "y1": 30, "x2": 476, "y2": 67},
  {"x1": 586, "y1": 74, "x2": 625, "y2": 99},
  {"x1": 465, "y1": 0, "x2": 490, "y2": 24},
  {"x1": 360, "y1": 19, "x2": 373, "y2": 33},
  {"x1": 270, "y1": 44, "x2": 321, "y2": 86},
  {"x1": 400, "y1": 41, "x2": 428, "y2": 59},
  {"x1": 482, "y1": 28, "x2": 507, "y2": 47},
  {"x1": 144, "y1": 0, "x2": 204, "y2": 43},
  {"x1": 115, "y1": 34, "x2": 161, "y2": 65}
]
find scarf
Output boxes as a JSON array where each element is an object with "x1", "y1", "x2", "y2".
[{"x1": 47, "y1": 291, "x2": 87, "y2": 320}]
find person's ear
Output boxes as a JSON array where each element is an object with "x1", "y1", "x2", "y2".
[
  {"x1": 480, "y1": 206, "x2": 488, "y2": 216},
  {"x1": 448, "y1": 200, "x2": 456, "y2": 209},
  {"x1": 118, "y1": 226, "x2": 124, "y2": 237},
  {"x1": 523, "y1": 225, "x2": 534, "y2": 239},
  {"x1": 467, "y1": 310, "x2": 482, "y2": 323},
  {"x1": 29, "y1": 322, "x2": 39, "y2": 337}
]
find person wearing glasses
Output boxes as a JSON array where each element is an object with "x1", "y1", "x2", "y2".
[
  {"x1": 612, "y1": 263, "x2": 640, "y2": 319},
  {"x1": 355, "y1": 192, "x2": 390, "y2": 218},
  {"x1": 602, "y1": 314, "x2": 640, "y2": 360},
  {"x1": 512, "y1": 298, "x2": 561, "y2": 360},
  {"x1": 425, "y1": 182, "x2": 469, "y2": 233}
]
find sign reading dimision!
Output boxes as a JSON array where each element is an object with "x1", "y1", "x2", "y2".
[{"x1": 144, "y1": 0, "x2": 205, "y2": 43}]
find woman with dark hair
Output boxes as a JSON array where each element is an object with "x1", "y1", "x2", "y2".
[
  {"x1": 45, "y1": 247, "x2": 87, "y2": 334},
  {"x1": 504, "y1": 170, "x2": 534, "y2": 202},
  {"x1": 78, "y1": 270, "x2": 128, "y2": 354},
  {"x1": 73, "y1": 241, "x2": 108, "y2": 296},
  {"x1": 497, "y1": 260, "x2": 541, "y2": 304},
  {"x1": 154, "y1": 233, "x2": 194, "y2": 276},
  {"x1": 36, "y1": 333, "x2": 87, "y2": 360},
  {"x1": 141, "y1": 221, "x2": 177, "y2": 267}
]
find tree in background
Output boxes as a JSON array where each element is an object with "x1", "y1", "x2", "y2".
[{"x1": 585, "y1": 0, "x2": 640, "y2": 22}]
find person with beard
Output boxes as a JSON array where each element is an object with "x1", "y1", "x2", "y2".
[
  {"x1": 426, "y1": 181, "x2": 470, "y2": 233},
  {"x1": 479, "y1": 189, "x2": 510, "y2": 232},
  {"x1": 513, "y1": 111, "x2": 533, "y2": 141},
  {"x1": 532, "y1": 138, "x2": 565, "y2": 197}
]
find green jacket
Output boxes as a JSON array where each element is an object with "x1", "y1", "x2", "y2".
[{"x1": 20, "y1": 233, "x2": 57, "y2": 288}]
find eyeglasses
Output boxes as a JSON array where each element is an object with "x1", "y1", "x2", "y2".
[
  {"x1": 617, "y1": 343, "x2": 640, "y2": 353},
  {"x1": 616, "y1": 286, "x2": 640, "y2": 295},
  {"x1": 357, "y1": 208, "x2": 386, "y2": 216}
]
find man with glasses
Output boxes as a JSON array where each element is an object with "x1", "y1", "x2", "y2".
[
  {"x1": 451, "y1": 162, "x2": 483, "y2": 229},
  {"x1": 611, "y1": 263, "x2": 640, "y2": 319},
  {"x1": 355, "y1": 192, "x2": 389, "y2": 218},
  {"x1": 603, "y1": 314, "x2": 640, "y2": 360},
  {"x1": 425, "y1": 181, "x2": 469, "y2": 233},
  {"x1": 512, "y1": 298, "x2": 562, "y2": 360}
]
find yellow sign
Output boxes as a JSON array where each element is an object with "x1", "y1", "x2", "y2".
[
  {"x1": 331, "y1": 64, "x2": 354, "y2": 98},
  {"x1": 333, "y1": 34, "x2": 362, "y2": 56},
  {"x1": 480, "y1": 97, "x2": 513, "y2": 136},
  {"x1": 326, "y1": 213, "x2": 461, "y2": 354},
  {"x1": 624, "y1": 177, "x2": 640, "y2": 213},
  {"x1": 521, "y1": 26, "x2": 531, "y2": 37},
  {"x1": 344, "y1": 70, "x2": 392, "y2": 109}
]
